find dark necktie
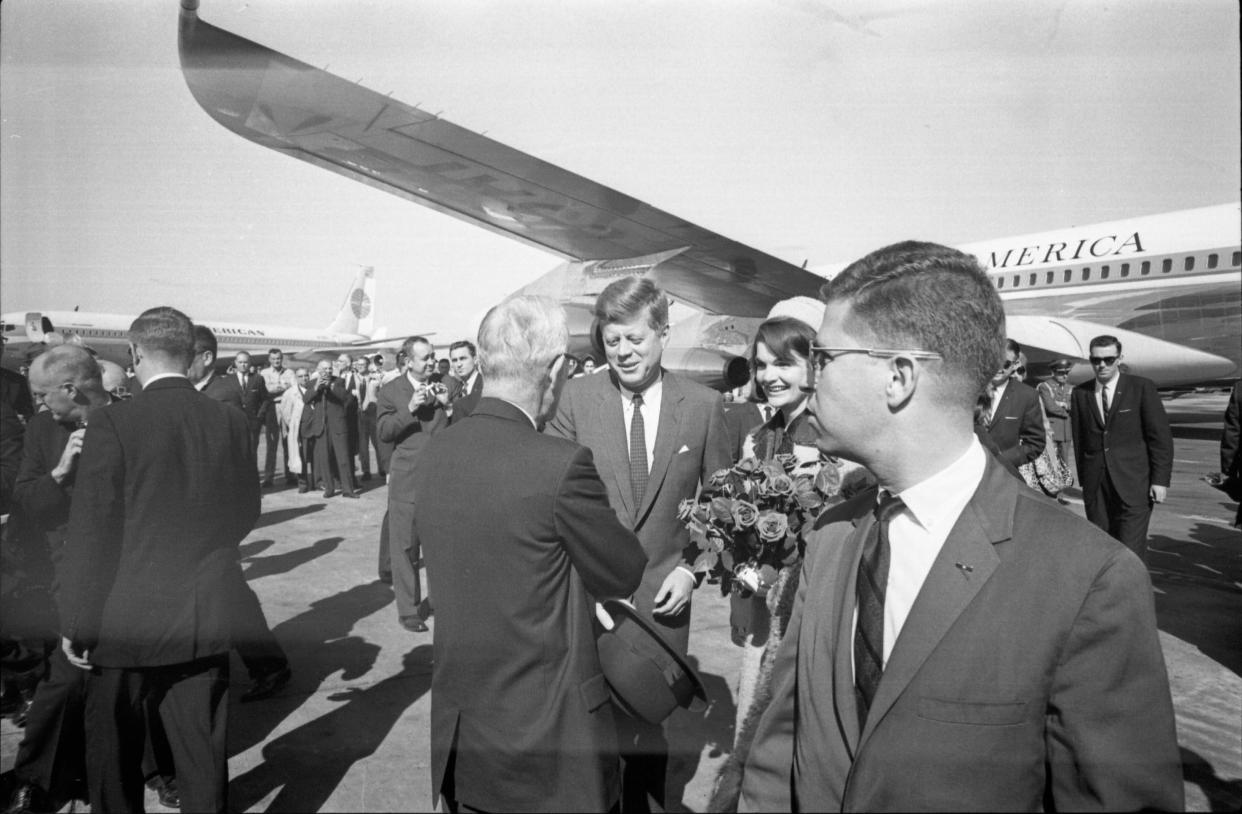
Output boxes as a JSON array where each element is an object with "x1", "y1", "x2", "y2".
[
  {"x1": 855, "y1": 491, "x2": 905, "y2": 731},
  {"x1": 629, "y1": 393, "x2": 648, "y2": 505},
  {"x1": 1101, "y1": 385, "x2": 1110, "y2": 420}
]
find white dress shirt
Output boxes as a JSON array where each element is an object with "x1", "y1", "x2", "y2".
[
  {"x1": 147, "y1": 372, "x2": 188, "y2": 387},
  {"x1": 855, "y1": 438, "x2": 987, "y2": 671},
  {"x1": 1096, "y1": 376, "x2": 1118, "y2": 419},
  {"x1": 620, "y1": 376, "x2": 663, "y2": 474},
  {"x1": 988, "y1": 380, "x2": 1009, "y2": 423}
]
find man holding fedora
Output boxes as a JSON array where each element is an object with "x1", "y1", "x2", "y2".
[{"x1": 413, "y1": 296, "x2": 648, "y2": 812}]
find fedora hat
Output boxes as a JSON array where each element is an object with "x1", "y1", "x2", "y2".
[{"x1": 595, "y1": 600, "x2": 707, "y2": 724}]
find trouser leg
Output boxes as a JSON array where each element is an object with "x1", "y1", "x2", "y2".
[
  {"x1": 331, "y1": 432, "x2": 356, "y2": 494},
  {"x1": 617, "y1": 715, "x2": 668, "y2": 813},
  {"x1": 13, "y1": 646, "x2": 87, "y2": 803},
  {"x1": 314, "y1": 434, "x2": 335, "y2": 494},
  {"x1": 1103, "y1": 470, "x2": 1153, "y2": 563},
  {"x1": 230, "y1": 570, "x2": 288, "y2": 678},
  {"x1": 378, "y1": 509, "x2": 392, "y2": 581},
  {"x1": 154, "y1": 655, "x2": 231, "y2": 814},
  {"x1": 264, "y1": 420, "x2": 280, "y2": 481},
  {"x1": 389, "y1": 499, "x2": 422, "y2": 619},
  {"x1": 84, "y1": 667, "x2": 147, "y2": 813}
]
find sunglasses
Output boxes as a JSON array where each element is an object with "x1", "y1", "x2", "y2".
[
  {"x1": 809, "y1": 344, "x2": 943, "y2": 374},
  {"x1": 1089, "y1": 355, "x2": 1119, "y2": 367}
]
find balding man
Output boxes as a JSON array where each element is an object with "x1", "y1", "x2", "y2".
[
  {"x1": 59, "y1": 307, "x2": 260, "y2": 812},
  {"x1": 304, "y1": 358, "x2": 358, "y2": 499},
  {"x1": 5, "y1": 347, "x2": 113, "y2": 812}
]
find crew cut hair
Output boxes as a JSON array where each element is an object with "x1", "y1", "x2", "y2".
[
  {"x1": 130, "y1": 307, "x2": 195, "y2": 368},
  {"x1": 449, "y1": 340, "x2": 477, "y2": 357},
  {"x1": 32, "y1": 345, "x2": 102, "y2": 391},
  {"x1": 821, "y1": 241, "x2": 1005, "y2": 409},
  {"x1": 749, "y1": 317, "x2": 816, "y2": 401},
  {"x1": 593, "y1": 276, "x2": 669, "y2": 330},
  {"x1": 477, "y1": 296, "x2": 568, "y2": 388},
  {"x1": 400, "y1": 335, "x2": 433, "y2": 358},
  {"x1": 1089, "y1": 334, "x2": 1123, "y2": 354}
]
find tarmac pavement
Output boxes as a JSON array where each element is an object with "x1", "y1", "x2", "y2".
[{"x1": 2, "y1": 391, "x2": 1239, "y2": 811}]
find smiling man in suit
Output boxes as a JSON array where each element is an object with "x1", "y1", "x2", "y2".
[
  {"x1": 546, "y1": 276, "x2": 730, "y2": 812},
  {"x1": 980, "y1": 339, "x2": 1045, "y2": 469},
  {"x1": 1071, "y1": 335, "x2": 1173, "y2": 563},
  {"x1": 738, "y1": 242, "x2": 1181, "y2": 811}
]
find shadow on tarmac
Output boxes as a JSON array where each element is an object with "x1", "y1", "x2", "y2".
[
  {"x1": 1181, "y1": 746, "x2": 1242, "y2": 812},
  {"x1": 1150, "y1": 521, "x2": 1242, "y2": 676},
  {"x1": 253, "y1": 503, "x2": 326, "y2": 531},
  {"x1": 243, "y1": 537, "x2": 343, "y2": 582},
  {"x1": 666, "y1": 656, "x2": 735, "y2": 812},
  {"x1": 239, "y1": 538, "x2": 277, "y2": 559},
  {"x1": 229, "y1": 581, "x2": 395, "y2": 758},
  {"x1": 229, "y1": 645, "x2": 433, "y2": 813}
]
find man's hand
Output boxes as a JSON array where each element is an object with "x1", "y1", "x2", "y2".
[
  {"x1": 431, "y1": 383, "x2": 450, "y2": 407},
  {"x1": 51, "y1": 428, "x2": 86, "y2": 484},
  {"x1": 61, "y1": 637, "x2": 92, "y2": 671},
  {"x1": 1150, "y1": 484, "x2": 1167, "y2": 504},
  {"x1": 653, "y1": 568, "x2": 696, "y2": 617}
]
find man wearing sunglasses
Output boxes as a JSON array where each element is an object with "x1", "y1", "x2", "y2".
[
  {"x1": 980, "y1": 339, "x2": 1045, "y2": 469},
  {"x1": 1070, "y1": 336, "x2": 1173, "y2": 562},
  {"x1": 739, "y1": 242, "x2": 1180, "y2": 812}
]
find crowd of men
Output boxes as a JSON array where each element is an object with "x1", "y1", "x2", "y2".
[{"x1": 0, "y1": 235, "x2": 1229, "y2": 812}]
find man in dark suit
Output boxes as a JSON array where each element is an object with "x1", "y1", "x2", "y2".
[
  {"x1": 415, "y1": 296, "x2": 647, "y2": 812},
  {"x1": 1071, "y1": 335, "x2": 1174, "y2": 562},
  {"x1": 447, "y1": 339, "x2": 483, "y2": 422},
  {"x1": 59, "y1": 307, "x2": 261, "y2": 813},
  {"x1": 377, "y1": 336, "x2": 458, "y2": 631},
  {"x1": 187, "y1": 327, "x2": 293, "y2": 702},
  {"x1": 979, "y1": 338, "x2": 1045, "y2": 469},
  {"x1": 546, "y1": 277, "x2": 731, "y2": 812},
  {"x1": 4, "y1": 346, "x2": 113, "y2": 812},
  {"x1": 303, "y1": 358, "x2": 359, "y2": 499},
  {"x1": 738, "y1": 243, "x2": 1180, "y2": 811},
  {"x1": 723, "y1": 398, "x2": 770, "y2": 462},
  {"x1": 230, "y1": 351, "x2": 269, "y2": 459},
  {"x1": 337, "y1": 353, "x2": 366, "y2": 485}
]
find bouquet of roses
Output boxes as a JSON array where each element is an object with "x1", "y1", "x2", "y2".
[{"x1": 679, "y1": 452, "x2": 842, "y2": 597}]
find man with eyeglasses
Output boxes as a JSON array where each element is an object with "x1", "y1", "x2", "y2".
[
  {"x1": 980, "y1": 339, "x2": 1045, "y2": 469},
  {"x1": 738, "y1": 242, "x2": 1180, "y2": 811},
  {"x1": 1070, "y1": 335, "x2": 1173, "y2": 562}
]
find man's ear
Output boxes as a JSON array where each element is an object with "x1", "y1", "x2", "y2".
[{"x1": 885, "y1": 356, "x2": 919, "y2": 411}]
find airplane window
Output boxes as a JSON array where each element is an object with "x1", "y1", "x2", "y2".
[
  {"x1": 1046, "y1": 271, "x2": 1055, "y2": 285},
  {"x1": 1013, "y1": 275, "x2": 1020, "y2": 287},
  {"x1": 1101, "y1": 265, "x2": 1110, "y2": 279},
  {"x1": 1082, "y1": 268, "x2": 1091, "y2": 281},
  {"x1": 1162, "y1": 258, "x2": 1172, "y2": 273},
  {"x1": 1120, "y1": 263, "x2": 1130, "y2": 277},
  {"x1": 996, "y1": 277, "x2": 1004, "y2": 289},
  {"x1": 1141, "y1": 261, "x2": 1151, "y2": 275},
  {"x1": 1184, "y1": 256, "x2": 1194, "y2": 271},
  {"x1": 1064, "y1": 269, "x2": 1072, "y2": 282},
  {"x1": 1232, "y1": 251, "x2": 1240, "y2": 266},
  {"x1": 1208, "y1": 254, "x2": 1218, "y2": 269},
  {"x1": 1029, "y1": 273, "x2": 1037, "y2": 286}
]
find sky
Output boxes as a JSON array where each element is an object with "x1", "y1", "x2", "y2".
[{"x1": 2, "y1": 0, "x2": 1239, "y2": 339}]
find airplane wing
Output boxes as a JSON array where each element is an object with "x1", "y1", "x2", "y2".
[{"x1": 177, "y1": 1, "x2": 825, "y2": 317}]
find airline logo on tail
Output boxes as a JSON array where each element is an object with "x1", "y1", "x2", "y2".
[{"x1": 327, "y1": 266, "x2": 376, "y2": 338}]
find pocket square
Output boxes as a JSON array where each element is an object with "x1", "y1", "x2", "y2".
[{"x1": 677, "y1": 444, "x2": 690, "y2": 454}]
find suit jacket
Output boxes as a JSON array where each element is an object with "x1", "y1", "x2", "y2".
[
  {"x1": 982, "y1": 380, "x2": 1045, "y2": 467},
  {"x1": 377, "y1": 373, "x2": 457, "y2": 497},
  {"x1": 739, "y1": 453, "x2": 1182, "y2": 811},
  {"x1": 214, "y1": 370, "x2": 268, "y2": 428},
  {"x1": 416, "y1": 398, "x2": 647, "y2": 812},
  {"x1": 12, "y1": 412, "x2": 77, "y2": 575},
  {"x1": 1071, "y1": 373, "x2": 1173, "y2": 505},
  {"x1": 450, "y1": 372, "x2": 484, "y2": 424},
  {"x1": 200, "y1": 371, "x2": 243, "y2": 412},
  {"x1": 302, "y1": 376, "x2": 353, "y2": 439},
  {"x1": 723, "y1": 401, "x2": 765, "y2": 462},
  {"x1": 1222, "y1": 380, "x2": 1241, "y2": 476},
  {"x1": 59, "y1": 377, "x2": 261, "y2": 668},
  {"x1": 545, "y1": 370, "x2": 731, "y2": 653}
]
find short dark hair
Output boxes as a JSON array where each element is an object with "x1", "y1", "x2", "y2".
[
  {"x1": 130, "y1": 307, "x2": 194, "y2": 367},
  {"x1": 593, "y1": 277, "x2": 669, "y2": 330},
  {"x1": 749, "y1": 317, "x2": 815, "y2": 401},
  {"x1": 1089, "y1": 334, "x2": 1122, "y2": 355},
  {"x1": 1005, "y1": 339, "x2": 1021, "y2": 356},
  {"x1": 400, "y1": 335, "x2": 433, "y2": 358},
  {"x1": 269, "y1": 347, "x2": 282, "y2": 356},
  {"x1": 821, "y1": 241, "x2": 1005, "y2": 409},
  {"x1": 193, "y1": 325, "x2": 218, "y2": 357},
  {"x1": 449, "y1": 340, "x2": 477, "y2": 357}
]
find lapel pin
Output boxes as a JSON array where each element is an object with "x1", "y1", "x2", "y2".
[{"x1": 954, "y1": 562, "x2": 974, "y2": 574}]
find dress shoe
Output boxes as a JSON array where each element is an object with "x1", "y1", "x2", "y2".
[
  {"x1": 323, "y1": 490, "x2": 337, "y2": 498},
  {"x1": 240, "y1": 665, "x2": 292, "y2": 703},
  {"x1": 261, "y1": 478, "x2": 274, "y2": 488},
  {"x1": 145, "y1": 775, "x2": 180, "y2": 809},
  {"x1": 342, "y1": 491, "x2": 359, "y2": 499},
  {"x1": 285, "y1": 476, "x2": 299, "y2": 487},
  {"x1": 3, "y1": 782, "x2": 45, "y2": 814},
  {"x1": 297, "y1": 484, "x2": 310, "y2": 494},
  {"x1": 401, "y1": 616, "x2": 429, "y2": 633}
]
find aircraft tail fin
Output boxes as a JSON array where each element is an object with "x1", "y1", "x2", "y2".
[{"x1": 326, "y1": 266, "x2": 376, "y2": 337}]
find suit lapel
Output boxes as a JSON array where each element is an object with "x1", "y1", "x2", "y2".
[
  {"x1": 636, "y1": 371, "x2": 683, "y2": 523},
  {"x1": 858, "y1": 462, "x2": 1009, "y2": 746},
  {"x1": 594, "y1": 380, "x2": 635, "y2": 523},
  {"x1": 831, "y1": 506, "x2": 875, "y2": 756}
]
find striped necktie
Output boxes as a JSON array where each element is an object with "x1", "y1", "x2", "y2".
[
  {"x1": 629, "y1": 393, "x2": 648, "y2": 505},
  {"x1": 855, "y1": 490, "x2": 905, "y2": 731}
]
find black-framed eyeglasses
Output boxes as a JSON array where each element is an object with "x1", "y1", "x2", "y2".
[
  {"x1": 809, "y1": 344, "x2": 943, "y2": 373},
  {"x1": 1089, "y1": 355, "x2": 1118, "y2": 367}
]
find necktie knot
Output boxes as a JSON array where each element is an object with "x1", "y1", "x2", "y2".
[
  {"x1": 632, "y1": 392, "x2": 644, "y2": 408},
  {"x1": 875, "y1": 491, "x2": 904, "y2": 524}
]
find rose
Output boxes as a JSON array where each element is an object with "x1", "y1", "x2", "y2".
[
  {"x1": 814, "y1": 461, "x2": 842, "y2": 497},
  {"x1": 792, "y1": 474, "x2": 824, "y2": 511},
  {"x1": 708, "y1": 467, "x2": 733, "y2": 487},
  {"x1": 756, "y1": 511, "x2": 790, "y2": 543},
  {"x1": 730, "y1": 499, "x2": 759, "y2": 529},
  {"x1": 733, "y1": 457, "x2": 760, "y2": 475},
  {"x1": 709, "y1": 496, "x2": 734, "y2": 524},
  {"x1": 765, "y1": 472, "x2": 795, "y2": 498},
  {"x1": 773, "y1": 452, "x2": 798, "y2": 473},
  {"x1": 760, "y1": 461, "x2": 786, "y2": 482}
]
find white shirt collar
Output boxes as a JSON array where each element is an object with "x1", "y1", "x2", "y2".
[
  {"x1": 619, "y1": 374, "x2": 663, "y2": 404},
  {"x1": 886, "y1": 437, "x2": 987, "y2": 534},
  {"x1": 146, "y1": 372, "x2": 188, "y2": 387}
]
